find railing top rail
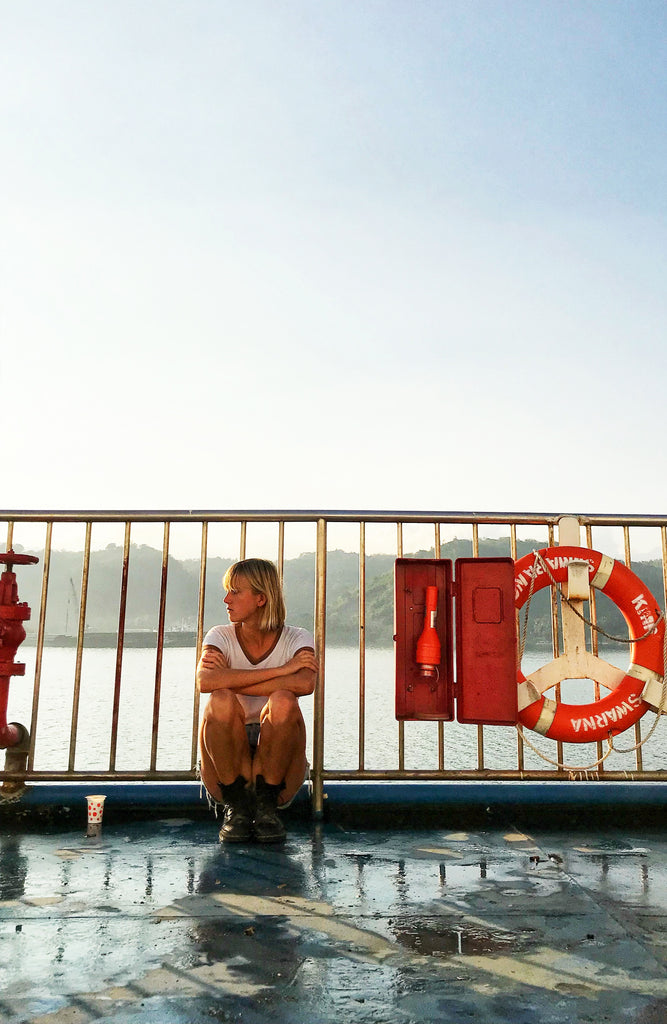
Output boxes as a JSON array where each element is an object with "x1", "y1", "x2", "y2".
[{"x1": 3, "y1": 509, "x2": 667, "y2": 527}]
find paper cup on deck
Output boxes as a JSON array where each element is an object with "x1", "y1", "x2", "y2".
[{"x1": 85, "y1": 794, "x2": 106, "y2": 837}]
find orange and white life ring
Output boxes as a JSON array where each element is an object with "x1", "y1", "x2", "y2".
[{"x1": 515, "y1": 546, "x2": 664, "y2": 744}]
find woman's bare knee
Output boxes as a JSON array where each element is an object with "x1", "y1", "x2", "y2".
[
  {"x1": 205, "y1": 689, "x2": 244, "y2": 727},
  {"x1": 262, "y1": 690, "x2": 300, "y2": 728}
]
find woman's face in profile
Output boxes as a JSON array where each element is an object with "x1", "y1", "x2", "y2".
[{"x1": 223, "y1": 574, "x2": 264, "y2": 623}]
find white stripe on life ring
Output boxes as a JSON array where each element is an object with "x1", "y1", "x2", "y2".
[
  {"x1": 627, "y1": 663, "x2": 662, "y2": 684},
  {"x1": 533, "y1": 698, "x2": 557, "y2": 736},
  {"x1": 642, "y1": 675, "x2": 667, "y2": 713},
  {"x1": 591, "y1": 554, "x2": 614, "y2": 590}
]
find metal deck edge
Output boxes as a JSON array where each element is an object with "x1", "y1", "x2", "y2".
[{"x1": 3, "y1": 779, "x2": 665, "y2": 812}]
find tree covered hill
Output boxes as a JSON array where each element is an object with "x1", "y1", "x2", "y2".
[{"x1": 11, "y1": 539, "x2": 665, "y2": 649}]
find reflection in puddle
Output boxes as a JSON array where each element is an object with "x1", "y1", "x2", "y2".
[{"x1": 393, "y1": 921, "x2": 523, "y2": 957}]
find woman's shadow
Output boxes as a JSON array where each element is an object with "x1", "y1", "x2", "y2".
[{"x1": 188, "y1": 825, "x2": 330, "y2": 1002}]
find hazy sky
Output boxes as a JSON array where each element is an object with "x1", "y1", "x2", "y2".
[{"x1": 2, "y1": 1, "x2": 666, "y2": 517}]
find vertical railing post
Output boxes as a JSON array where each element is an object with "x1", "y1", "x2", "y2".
[
  {"x1": 109, "y1": 521, "x2": 131, "y2": 771},
  {"x1": 68, "y1": 522, "x2": 92, "y2": 772},
  {"x1": 191, "y1": 521, "x2": 208, "y2": 770},
  {"x1": 28, "y1": 521, "x2": 52, "y2": 771},
  {"x1": 585, "y1": 522, "x2": 606, "y2": 773},
  {"x1": 150, "y1": 522, "x2": 170, "y2": 772},
  {"x1": 358, "y1": 521, "x2": 366, "y2": 772},
  {"x1": 396, "y1": 521, "x2": 405, "y2": 772},
  {"x1": 435, "y1": 522, "x2": 445, "y2": 769},
  {"x1": 471, "y1": 524, "x2": 486, "y2": 770},
  {"x1": 277, "y1": 521, "x2": 285, "y2": 584},
  {"x1": 312, "y1": 518, "x2": 327, "y2": 818},
  {"x1": 546, "y1": 522, "x2": 565, "y2": 770},
  {"x1": 510, "y1": 523, "x2": 525, "y2": 772},
  {"x1": 623, "y1": 527, "x2": 644, "y2": 772}
]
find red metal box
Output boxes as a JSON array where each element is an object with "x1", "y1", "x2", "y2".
[
  {"x1": 454, "y1": 557, "x2": 518, "y2": 725},
  {"x1": 394, "y1": 559, "x2": 454, "y2": 721}
]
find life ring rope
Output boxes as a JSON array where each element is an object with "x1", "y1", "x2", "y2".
[
  {"x1": 516, "y1": 723, "x2": 615, "y2": 774},
  {"x1": 515, "y1": 547, "x2": 667, "y2": 763}
]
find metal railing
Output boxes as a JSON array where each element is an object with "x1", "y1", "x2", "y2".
[{"x1": 1, "y1": 509, "x2": 666, "y2": 814}]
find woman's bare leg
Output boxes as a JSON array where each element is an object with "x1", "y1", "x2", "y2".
[
  {"x1": 199, "y1": 690, "x2": 252, "y2": 802},
  {"x1": 253, "y1": 690, "x2": 307, "y2": 806}
]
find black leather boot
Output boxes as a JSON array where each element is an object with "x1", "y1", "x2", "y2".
[
  {"x1": 218, "y1": 775, "x2": 253, "y2": 843},
  {"x1": 253, "y1": 775, "x2": 286, "y2": 843}
]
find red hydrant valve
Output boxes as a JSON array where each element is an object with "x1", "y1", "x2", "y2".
[{"x1": 0, "y1": 549, "x2": 39, "y2": 751}]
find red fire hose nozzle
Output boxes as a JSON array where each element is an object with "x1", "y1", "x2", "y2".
[{"x1": 416, "y1": 585, "x2": 441, "y2": 678}]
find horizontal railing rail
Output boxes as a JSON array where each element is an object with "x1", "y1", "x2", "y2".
[{"x1": 1, "y1": 510, "x2": 666, "y2": 814}]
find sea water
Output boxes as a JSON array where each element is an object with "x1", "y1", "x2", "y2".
[{"x1": 7, "y1": 645, "x2": 666, "y2": 775}]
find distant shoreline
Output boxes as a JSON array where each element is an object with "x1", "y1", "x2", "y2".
[
  {"x1": 26, "y1": 631, "x2": 199, "y2": 649},
  {"x1": 22, "y1": 634, "x2": 615, "y2": 653}
]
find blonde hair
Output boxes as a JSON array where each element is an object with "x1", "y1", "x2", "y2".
[{"x1": 222, "y1": 558, "x2": 285, "y2": 632}]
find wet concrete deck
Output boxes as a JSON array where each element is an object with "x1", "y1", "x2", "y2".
[{"x1": 1, "y1": 806, "x2": 666, "y2": 1023}]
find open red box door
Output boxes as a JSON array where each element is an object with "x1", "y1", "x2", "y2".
[{"x1": 394, "y1": 558, "x2": 454, "y2": 721}]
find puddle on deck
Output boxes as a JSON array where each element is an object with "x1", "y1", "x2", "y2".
[{"x1": 392, "y1": 919, "x2": 523, "y2": 956}]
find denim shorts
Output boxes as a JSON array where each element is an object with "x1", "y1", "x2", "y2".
[{"x1": 245, "y1": 722, "x2": 261, "y2": 757}]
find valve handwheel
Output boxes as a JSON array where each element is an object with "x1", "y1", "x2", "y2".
[{"x1": 0, "y1": 550, "x2": 39, "y2": 568}]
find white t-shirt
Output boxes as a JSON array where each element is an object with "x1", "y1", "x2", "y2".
[{"x1": 202, "y1": 623, "x2": 315, "y2": 723}]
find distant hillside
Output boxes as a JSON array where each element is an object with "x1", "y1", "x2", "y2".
[{"x1": 10, "y1": 540, "x2": 665, "y2": 649}]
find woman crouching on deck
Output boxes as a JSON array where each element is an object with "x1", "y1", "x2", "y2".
[{"x1": 197, "y1": 558, "x2": 318, "y2": 843}]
